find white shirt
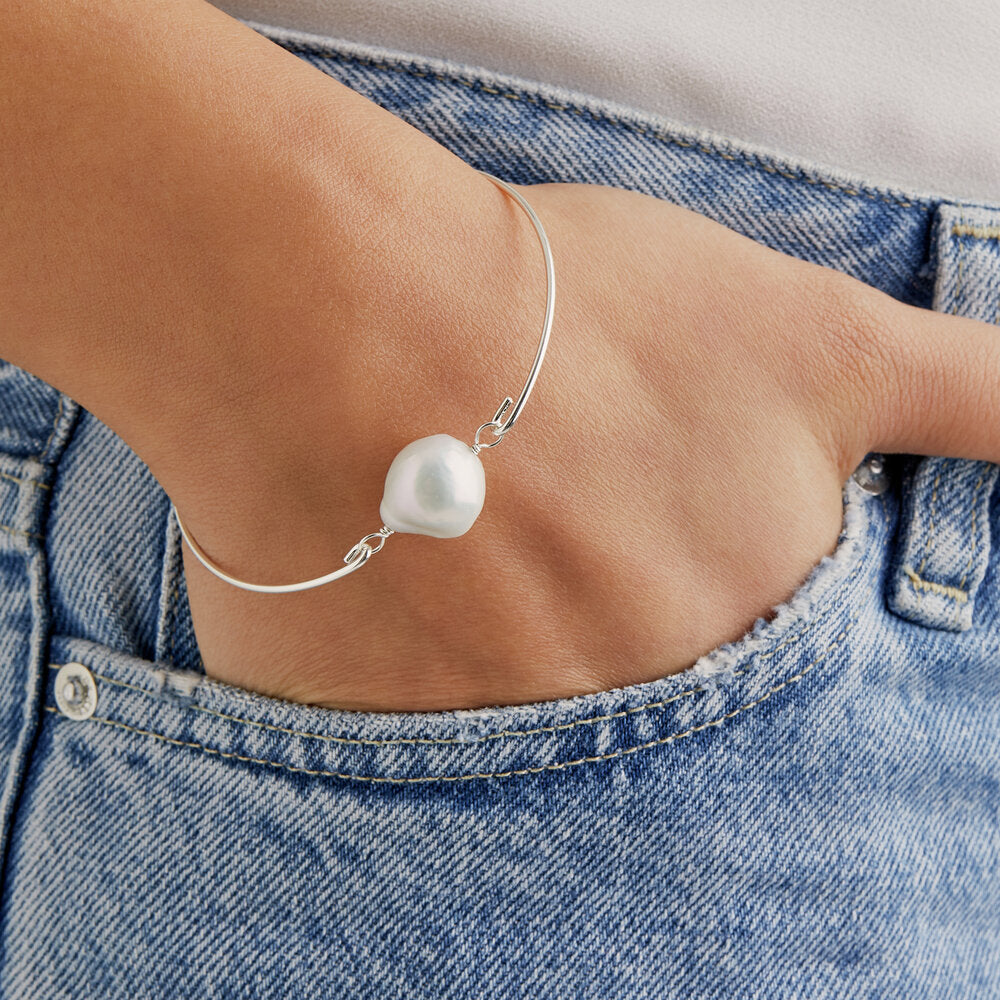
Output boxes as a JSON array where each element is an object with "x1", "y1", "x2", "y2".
[{"x1": 216, "y1": 0, "x2": 1000, "y2": 203}]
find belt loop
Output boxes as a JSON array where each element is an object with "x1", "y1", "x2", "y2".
[{"x1": 886, "y1": 203, "x2": 1000, "y2": 631}]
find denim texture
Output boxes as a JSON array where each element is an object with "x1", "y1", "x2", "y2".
[{"x1": 1, "y1": 20, "x2": 998, "y2": 999}]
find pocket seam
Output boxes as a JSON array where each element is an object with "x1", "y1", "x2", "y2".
[
  {"x1": 41, "y1": 594, "x2": 866, "y2": 782},
  {"x1": 47, "y1": 557, "x2": 865, "y2": 749}
]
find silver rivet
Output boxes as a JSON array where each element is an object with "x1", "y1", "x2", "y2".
[
  {"x1": 54, "y1": 662, "x2": 98, "y2": 720},
  {"x1": 852, "y1": 453, "x2": 890, "y2": 495}
]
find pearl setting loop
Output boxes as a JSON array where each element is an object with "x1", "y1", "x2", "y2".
[{"x1": 172, "y1": 170, "x2": 556, "y2": 593}]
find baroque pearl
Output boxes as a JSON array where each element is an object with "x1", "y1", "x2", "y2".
[{"x1": 379, "y1": 434, "x2": 486, "y2": 538}]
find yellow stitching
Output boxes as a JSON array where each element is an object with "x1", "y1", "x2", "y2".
[
  {"x1": 951, "y1": 224, "x2": 1000, "y2": 240},
  {"x1": 283, "y1": 45, "x2": 931, "y2": 214},
  {"x1": 40, "y1": 394, "x2": 64, "y2": 462},
  {"x1": 67, "y1": 666, "x2": 699, "y2": 745},
  {"x1": 951, "y1": 218, "x2": 1000, "y2": 323},
  {"x1": 917, "y1": 466, "x2": 943, "y2": 576},
  {"x1": 0, "y1": 472, "x2": 50, "y2": 491},
  {"x1": 952, "y1": 252, "x2": 964, "y2": 315},
  {"x1": 958, "y1": 473, "x2": 986, "y2": 590},
  {"x1": 42, "y1": 613, "x2": 859, "y2": 783},
  {"x1": 919, "y1": 213, "x2": 983, "y2": 597},
  {"x1": 0, "y1": 523, "x2": 44, "y2": 541},
  {"x1": 193, "y1": 688, "x2": 707, "y2": 744},
  {"x1": 902, "y1": 565, "x2": 968, "y2": 604},
  {"x1": 46, "y1": 557, "x2": 864, "y2": 749},
  {"x1": 950, "y1": 216, "x2": 967, "y2": 315}
]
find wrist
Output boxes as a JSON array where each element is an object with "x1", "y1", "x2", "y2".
[
  {"x1": 162, "y1": 149, "x2": 544, "y2": 591},
  {"x1": 171, "y1": 163, "x2": 557, "y2": 711}
]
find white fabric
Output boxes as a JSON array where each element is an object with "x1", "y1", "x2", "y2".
[{"x1": 216, "y1": 0, "x2": 1000, "y2": 203}]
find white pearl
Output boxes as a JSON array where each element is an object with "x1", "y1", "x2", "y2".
[{"x1": 379, "y1": 434, "x2": 486, "y2": 538}]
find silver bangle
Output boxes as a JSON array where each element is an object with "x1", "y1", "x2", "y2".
[{"x1": 172, "y1": 170, "x2": 555, "y2": 593}]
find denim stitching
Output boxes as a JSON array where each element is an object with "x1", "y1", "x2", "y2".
[
  {"x1": 46, "y1": 556, "x2": 865, "y2": 748},
  {"x1": 39, "y1": 394, "x2": 63, "y2": 464},
  {"x1": 0, "y1": 524, "x2": 45, "y2": 542},
  {"x1": 0, "y1": 472, "x2": 50, "y2": 491},
  {"x1": 951, "y1": 230, "x2": 966, "y2": 316},
  {"x1": 949, "y1": 221, "x2": 1000, "y2": 323},
  {"x1": 283, "y1": 44, "x2": 932, "y2": 214},
  {"x1": 951, "y1": 224, "x2": 1000, "y2": 239},
  {"x1": 913, "y1": 218, "x2": 998, "y2": 600},
  {"x1": 41, "y1": 612, "x2": 860, "y2": 782},
  {"x1": 901, "y1": 565, "x2": 968, "y2": 604},
  {"x1": 922, "y1": 213, "x2": 961, "y2": 604},
  {"x1": 186, "y1": 686, "x2": 703, "y2": 744},
  {"x1": 958, "y1": 473, "x2": 987, "y2": 591},
  {"x1": 917, "y1": 465, "x2": 944, "y2": 577},
  {"x1": 52, "y1": 666, "x2": 697, "y2": 745}
]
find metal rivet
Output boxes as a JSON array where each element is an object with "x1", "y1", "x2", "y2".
[
  {"x1": 852, "y1": 453, "x2": 890, "y2": 495},
  {"x1": 54, "y1": 662, "x2": 98, "y2": 720}
]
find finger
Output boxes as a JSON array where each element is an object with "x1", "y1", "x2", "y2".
[{"x1": 830, "y1": 280, "x2": 1000, "y2": 466}]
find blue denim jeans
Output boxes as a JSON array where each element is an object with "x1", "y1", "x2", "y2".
[{"x1": 2, "y1": 19, "x2": 998, "y2": 999}]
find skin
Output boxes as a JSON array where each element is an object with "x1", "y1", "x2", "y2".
[{"x1": 3, "y1": 1, "x2": 998, "y2": 711}]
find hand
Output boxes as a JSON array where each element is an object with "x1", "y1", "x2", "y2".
[
  {"x1": 3, "y1": 1, "x2": 996, "y2": 713},
  {"x1": 174, "y1": 175, "x2": 1000, "y2": 712}
]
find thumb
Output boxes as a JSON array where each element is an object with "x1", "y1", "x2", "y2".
[{"x1": 846, "y1": 287, "x2": 1000, "y2": 466}]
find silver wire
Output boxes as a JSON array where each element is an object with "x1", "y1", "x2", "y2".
[{"x1": 476, "y1": 172, "x2": 556, "y2": 440}]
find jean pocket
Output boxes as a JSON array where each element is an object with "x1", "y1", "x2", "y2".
[{"x1": 42, "y1": 475, "x2": 889, "y2": 787}]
